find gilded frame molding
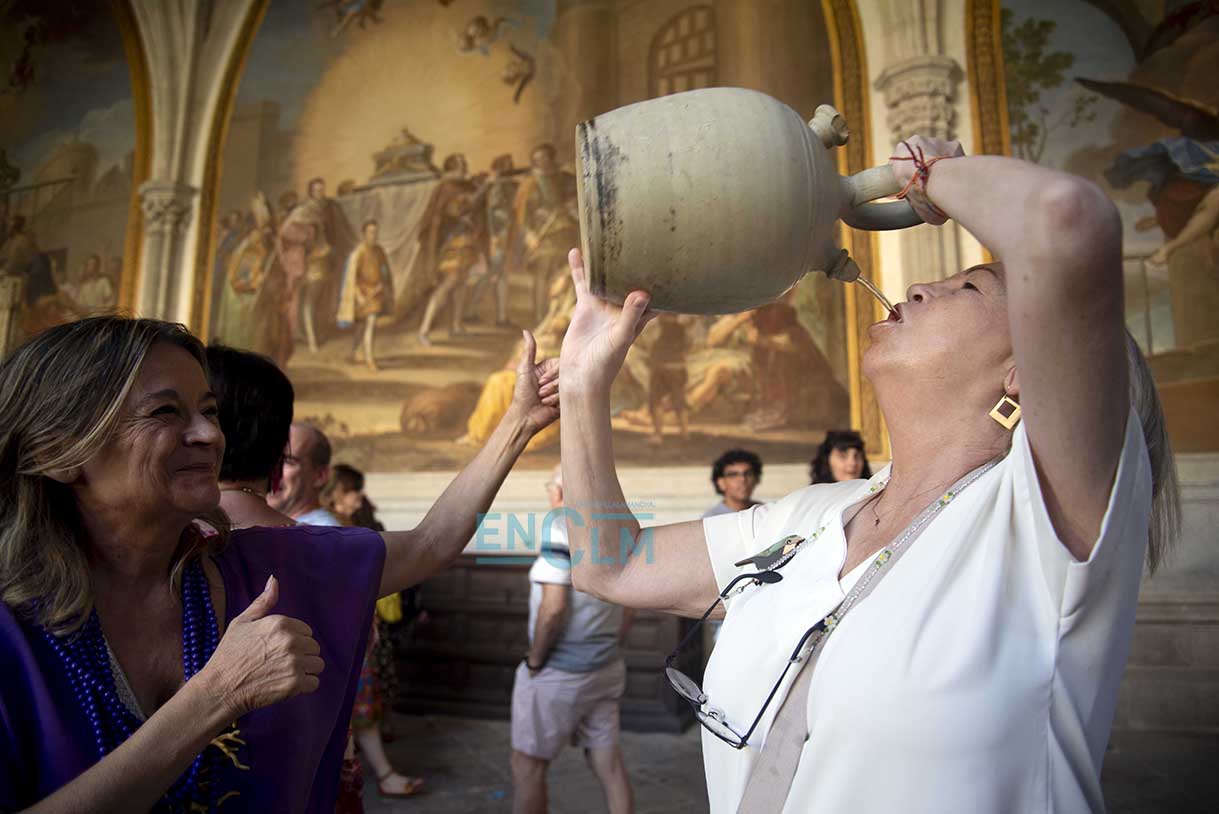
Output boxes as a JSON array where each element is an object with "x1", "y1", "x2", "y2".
[
  {"x1": 111, "y1": 0, "x2": 153, "y2": 313},
  {"x1": 966, "y1": 0, "x2": 1012, "y2": 158},
  {"x1": 822, "y1": 0, "x2": 888, "y2": 460},
  {"x1": 188, "y1": 0, "x2": 271, "y2": 334}
]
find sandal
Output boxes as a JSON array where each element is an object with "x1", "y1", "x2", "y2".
[{"x1": 376, "y1": 770, "x2": 425, "y2": 798}]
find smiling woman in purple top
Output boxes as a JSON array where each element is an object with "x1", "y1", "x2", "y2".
[{"x1": 0, "y1": 316, "x2": 559, "y2": 812}]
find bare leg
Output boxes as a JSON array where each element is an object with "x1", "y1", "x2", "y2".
[
  {"x1": 532, "y1": 263, "x2": 551, "y2": 325},
  {"x1": 494, "y1": 265, "x2": 510, "y2": 325},
  {"x1": 420, "y1": 275, "x2": 458, "y2": 343},
  {"x1": 674, "y1": 389, "x2": 689, "y2": 439},
  {"x1": 354, "y1": 723, "x2": 421, "y2": 794},
  {"x1": 511, "y1": 750, "x2": 549, "y2": 814},
  {"x1": 451, "y1": 276, "x2": 468, "y2": 336},
  {"x1": 351, "y1": 320, "x2": 365, "y2": 362},
  {"x1": 362, "y1": 315, "x2": 377, "y2": 371},
  {"x1": 585, "y1": 746, "x2": 633, "y2": 814},
  {"x1": 647, "y1": 374, "x2": 665, "y2": 445},
  {"x1": 301, "y1": 284, "x2": 320, "y2": 353}
]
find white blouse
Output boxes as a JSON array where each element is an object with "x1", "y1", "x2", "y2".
[{"x1": 700, "y1": 408, "x2": 1150, "y2": 813}]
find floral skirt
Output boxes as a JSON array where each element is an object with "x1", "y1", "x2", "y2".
[{"x1": 352, "y1": 646, "x2": 384, "y2": 728}]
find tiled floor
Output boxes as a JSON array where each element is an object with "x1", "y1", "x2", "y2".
[{"x1": 363, "y1": 714, "x2": 1217, "y2": 813}]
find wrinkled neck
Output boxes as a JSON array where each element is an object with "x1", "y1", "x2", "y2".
[{"x1": 875, "y1": 378, "x2": 1009, "y2": 504}]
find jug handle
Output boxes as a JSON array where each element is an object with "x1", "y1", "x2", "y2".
[{"x1": 839, "y1": 166, "x2": 924, "y2": 231}]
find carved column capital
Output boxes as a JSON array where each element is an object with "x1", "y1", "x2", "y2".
[
  {"x1": 139, "y1": 180, "x2": 197, "y2": 236},
  {"x1": 874, "y1": 54, "x2": 962, "y2": 145}
]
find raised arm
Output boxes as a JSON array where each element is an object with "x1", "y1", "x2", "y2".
[
  {"x1": 377, "y1": 332, "x2": 559, "y2": 596},
  {"x1": 899, "y1": 140, "x2": 1127, "y2": 560},
  {"x1": 557, "y1": 249, "x2": 719, "y2": 618}
]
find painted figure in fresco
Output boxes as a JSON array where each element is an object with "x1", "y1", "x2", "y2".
[
  {"x1": 504, "y1": 44, "x2": 536, "y2": 104},
  {"x1": 417, "y1": 153, "x2": 488, "y2": 346},
  {"x1": 464, "y1": 154, "x2": 521, "y2": 326},
  {"x1": 0, "y1": 215, "x2": 72, "y2": 335},
  {"x1": 278, "y1": 190, "x2": 300, "y2": 217},
  {"x1": 745, "y1": 300, "x2": 841, "y2": 431},
  {"x1": 454, "y1": 15, "x2": 516, "y2": 56},
  {"x1": 1151, "y1": 183, "x2": 1219, "y2": 267},
  {"x1": 300, "y1": 177, "x2": 356, "y2": 354},
  {"x1": 275, "y1": 195, "x2": 326, "y2": 358},
  {"x1": 215, "y1": 193, "x2": 278, "y2": 351},
  {"x1": 64, "y1": 253, "x2": 116, "y2": 313},
  {"x1": 0, "y1": 215, "x2": 38, "y2": 278},
  {"x1": 211, "y1": 209, "x2": 248, "y2": 325},
  {"x1": 643, "y1": 314, "x2": 693, "y2": 445},
  {"x1": 1085, "y1": 81, "x2": 1219, "y2": 348},
  {"x1": 336, "y1": 219, "x2": 394, "y2": 371},
  {"x1": 685, "y1": 312, "x2": 761, "y2": 416},
  {"x1": 618, "y1": 312, "x2": 752, "y2": 433},
  {"x1": 510, "y1": 143, "x2": 579, "y2": 324},
  {"x1": 457, "y1": 272, "x2": 575, "y2": 452}
]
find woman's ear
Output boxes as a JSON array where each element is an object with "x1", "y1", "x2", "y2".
[{"x1": 1004, "y1": 365, "x2": 1020, "y2": 400}]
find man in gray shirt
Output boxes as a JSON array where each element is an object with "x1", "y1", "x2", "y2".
[
  {"x1": 511, "y1": 464, "x2": 634, "y2": 814},
  {"x1": 702, "y1": 448, "x2": 763, "y2": 518}
]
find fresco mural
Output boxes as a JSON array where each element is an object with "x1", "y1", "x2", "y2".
[
  {"x1": 211, "y1": 0, "x2": 850, "y2": 472},
  {"x1": 0, "y1": 1, "x2": 136, "y2": 341},
  {"x1": 1001, "y1": 0, "x2": 1219, "y2": 359}
]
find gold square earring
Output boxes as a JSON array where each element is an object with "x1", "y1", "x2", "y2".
[{"x1": 988, "y1": 395, "x2": 1021, "y2": 430}]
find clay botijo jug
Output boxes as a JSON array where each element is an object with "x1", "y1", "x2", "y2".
[{"x1": 575, "y1": 87, "x2": 923, "y2": 314}]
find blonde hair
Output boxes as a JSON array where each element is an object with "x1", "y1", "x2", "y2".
[
  {"x1": 0, "y1": 316, "x2": 229, "y2": 634},
  {"x1": 1126, "y1": 331, "x2": 1179, "y2": 574}
]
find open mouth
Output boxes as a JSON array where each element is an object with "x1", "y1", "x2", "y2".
[{"x1": 887, "y1": 304, "x2": 903, "y2": 322}]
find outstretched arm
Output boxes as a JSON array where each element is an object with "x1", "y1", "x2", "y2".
[
  {"x1": 900, "y1": 141, "x2": 1127, "y2": 560},
  {"x1": 378, "y1": 332, "x2": 559, "y2": 596},
  {"x1": 558, "y1": 249, "x2": 720, "y2": 618}
]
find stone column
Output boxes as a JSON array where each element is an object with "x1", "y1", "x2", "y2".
[
  {"x1": 872, "y1": 0, "x2": 965, "y2": 283},
  {"x1": 137, "y1": 180, "x2": 197, "y2": 319},
  {"x1": 553, "y1": 0, "x2": 617, "y2": 154},
  {"x1": 129, "y1": 0, "x2": 263, "y2": 326}
]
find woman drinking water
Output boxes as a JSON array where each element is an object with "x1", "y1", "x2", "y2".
[{"x1": 556, "y1": 135, "x2": 1178, "y2": 812}]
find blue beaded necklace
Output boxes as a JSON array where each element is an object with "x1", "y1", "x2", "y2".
[{"x1": 41, "y1": 558, "x2": 222, "y2": 812}]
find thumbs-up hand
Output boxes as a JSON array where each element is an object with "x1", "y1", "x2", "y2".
[{"x1": 196, "y1": 575, "x2": 325, "y2": 718}]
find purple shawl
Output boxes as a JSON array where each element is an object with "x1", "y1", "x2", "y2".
[{"x1": 0, "y1": 525, "x2": 385, "y2": 811}]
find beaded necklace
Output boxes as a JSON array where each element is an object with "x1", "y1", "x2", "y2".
[{"x1": 41, "y1": 559, "x2": 222, "y2": 812}]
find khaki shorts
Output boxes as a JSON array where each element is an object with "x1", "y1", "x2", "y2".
[{"x1": 510, "y1": 659, "x2": 626, "y2": 761}]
